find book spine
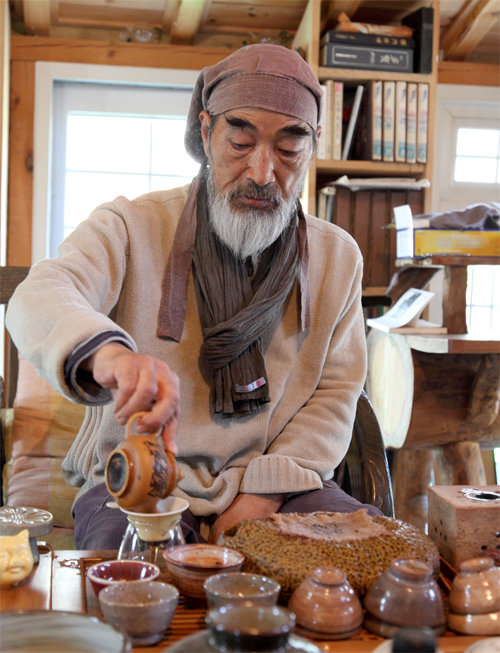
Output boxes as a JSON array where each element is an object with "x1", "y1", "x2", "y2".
[
  {"x1": 371, "y1": 80, "x2": 383, "y2": 161},
  {"x1": 324, "y1": 80, "x2": 336, "y2": 160},
  {"x1": 395, "y1": 81, "x2": 407, "y2": 163},
  {"x1": 321, "y1": 30, "x2": 415, "y2": 49},
  {"x1": 317, "y1": 84, "x2": 329, "y2": 160},
  {"x1": 331, "y1": 80, "x2": 344, "y2": 160},
  {"x1": 383, "y1": 81, "x2": 395, "y2": 162},
  {"x1": 416, "y1": 82, "x2": 429, "y2": 163},
  {"x1": 320, "y1": 43, "x2": 413, "y2": 72},
  {"x1": 341, "y1": 84, "x2": 364, "y2": 160},
  {"x1": 406, "y1": 82, "x2": 417, "y2": 164}
]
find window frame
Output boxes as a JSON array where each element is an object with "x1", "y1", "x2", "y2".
[{"x1": 33, "y1": 61, "x2": 199, "y2": 263}]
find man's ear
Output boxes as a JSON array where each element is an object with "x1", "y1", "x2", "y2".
[{"x1": 199, "y1": 110, "x2": 211, "y2": 157}]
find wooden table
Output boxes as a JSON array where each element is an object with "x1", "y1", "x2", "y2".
[{"x1": 0, "y1": 547, "x2": 489, "y2": 652}]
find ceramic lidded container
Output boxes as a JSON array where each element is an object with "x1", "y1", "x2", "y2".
[
  {"x1": 448, "y1": 557, "x2": 500, "y2": 615},
  {"x1": 447, "y1": 556, "x2": 500, "y2": 636},
  {"x1": 363, "y1": 558, "x2": 446, "y2": 638},
  {"x1": 288, "y1": 566, "x2": 363, "y2": 640}
]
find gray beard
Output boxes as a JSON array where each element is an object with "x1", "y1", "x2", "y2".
[{"x1": 206, "y1": 169, "x2": 300, "y2": 260}]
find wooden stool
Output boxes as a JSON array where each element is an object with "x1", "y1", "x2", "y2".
[{"x1": 366, "y1": 329, "x2": 500, "y2": 531}]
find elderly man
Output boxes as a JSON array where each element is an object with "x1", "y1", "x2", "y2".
[{"x1": 7, "y1": 44, "x2": 379, "y2": 549}]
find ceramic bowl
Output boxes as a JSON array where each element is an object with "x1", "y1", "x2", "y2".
[
  {"x1": 164, "y1": 544, "x2": 244, "y2": 598},
  {"x1": 99, "y1": 580, "x2": 179, "y2": 646},
  {"x1": 204, "y1": 572, "x2": 280, "y2": 609},
  {"x1": 288, "y1": 566, "x2": 363, "y2": 640},
  {"x1": 363, "y1": 558, "x2": 446, "y2": 638},
  {"x1": 87, "y1": 559, "x2": 160, "y2": 596},
  {"x1": 206, "y1": 602, "x2": 295, "y2": 652}
]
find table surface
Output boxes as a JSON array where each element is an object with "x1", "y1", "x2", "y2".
[{"x1": 0, "y1": 548, "x2": 491, "y2": 653}]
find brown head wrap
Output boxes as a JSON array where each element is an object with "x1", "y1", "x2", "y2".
[{"x1": 185, "y1": 43, "x2": 323, "y2": 163}]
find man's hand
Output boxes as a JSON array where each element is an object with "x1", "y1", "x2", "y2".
[
  {"x1": 82, "y1": 343, "x2": 180, "y2": 452},
  {"x1": 208, "y1": 492, "x2": 286, "y2": 544}
]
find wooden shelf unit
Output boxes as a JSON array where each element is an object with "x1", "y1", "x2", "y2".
[{"x1": 292, "y1": 0, "x2": 439, "y2": 217}]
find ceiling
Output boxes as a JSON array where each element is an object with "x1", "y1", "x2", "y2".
[{"x1": 8, "y1": 0, "x2": 500, "y2": 65}]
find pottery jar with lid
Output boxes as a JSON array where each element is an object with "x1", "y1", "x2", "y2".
[
  {"x1": 363, "y1": 558, "x2": 446, "y2": 638},
  {"x1": 105, "y1": 411, "x2": 182, "y2": 513},
  {"x1": 288, "y1": 566, "x2": 363, "y2": 640},
  {"x1": 447, "y1": 557, "x2": 500, "y2": 636}
]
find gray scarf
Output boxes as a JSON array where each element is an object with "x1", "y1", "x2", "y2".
[{"x1": 158, "y1": 171, "x2": 310, "y2": 416}]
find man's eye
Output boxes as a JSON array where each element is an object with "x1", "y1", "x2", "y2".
[
  {"x1": 279, "y1": 148, "x2": 299, "y2": 158},
  {"x1": 231, "y1": 141, "x2": 251, "y2": 151}
]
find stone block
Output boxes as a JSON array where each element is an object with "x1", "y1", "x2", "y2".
[{"x1": 427, "y1": 485, "x2": 500, "y2": 568}]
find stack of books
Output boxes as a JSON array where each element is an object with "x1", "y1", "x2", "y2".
[
  {"x1": 320, "y1": 31, "x2": 415, "y2": 73},
  {"x1": 317, "y1": 79, "x2": 429, "y2": 164}
]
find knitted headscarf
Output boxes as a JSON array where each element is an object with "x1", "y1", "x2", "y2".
[{"x1": 158, "y1": 44, "x2": 322, "y2": 415}]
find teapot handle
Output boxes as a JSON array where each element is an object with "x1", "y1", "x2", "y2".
[{"x1": 126, "y1": 411, "x2": 163, "y2": 438}]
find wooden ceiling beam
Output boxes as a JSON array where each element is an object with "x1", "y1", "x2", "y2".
[
  {"x1": 161, "y1": 0, "x2": 180, "y2": 34},
  {"x1": 440, "y1": 0, "x2": 499, "y2": 61},
  {"x1": 170, "y1": 0, "x2": 206, "y2": 44},
  {"x1": 22, "y1": 0, "x2": 51, "y2": 36}
]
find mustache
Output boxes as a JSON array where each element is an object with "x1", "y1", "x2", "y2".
[{"x1": 228, "y1": 181, "x2": 281, "y2": 205}]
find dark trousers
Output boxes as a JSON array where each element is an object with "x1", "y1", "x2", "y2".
[{"x1": 74, "y1": 480, "x2": 382, "y2": 550}]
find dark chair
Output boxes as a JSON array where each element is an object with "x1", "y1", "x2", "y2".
[
  {"x1": 335, "y1": 390, "x2": 394, "y2": 517},
  {"x1": 1, "y1": 265, "x2": 30, "y2": 408}
]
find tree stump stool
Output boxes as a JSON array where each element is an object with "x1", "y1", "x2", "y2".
[{"x1": 366, "y1": 329, "x2": 500, "y2": 531}]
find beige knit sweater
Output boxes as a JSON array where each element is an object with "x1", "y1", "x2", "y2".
[{"x1": 6, "y1": 186, "x2": 367, "y2": 516}]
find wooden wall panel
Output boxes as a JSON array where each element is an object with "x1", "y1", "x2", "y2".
[{"x1": 8, "y1": 60, "x2": 34, "y2": 265}]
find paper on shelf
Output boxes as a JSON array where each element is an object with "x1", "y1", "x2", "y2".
[{"x1": 367, "y1": 287, "x2": 436, "y2": 331}]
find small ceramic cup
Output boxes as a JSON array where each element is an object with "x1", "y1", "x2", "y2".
[
  {"x1": 99, "y1": 580, "x2": 179, "y2": 646},
  {"x1": 204, "y1": 572, "x2": 281, "y2": 609},
  {"x1": 288, "y1": 566, "x2": 363, "y2": 640},
  {"x1": 363, "y1": 558, "x2": 446, "y2": 638},
  {"x1": 206, "y1": 602, "x2": 296, "y2": 652}
]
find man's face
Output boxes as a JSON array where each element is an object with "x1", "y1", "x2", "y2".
[
  {"x1": 199, "y1": 107, "x2": 316, "y2": 259},
  {"x1": 200, "y1": 107, "x2": 315, "y2": 209}
]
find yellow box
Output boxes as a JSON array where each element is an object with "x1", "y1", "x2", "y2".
[{"x1": 414, "y1": 229, "x2": 500, "y2": 257}]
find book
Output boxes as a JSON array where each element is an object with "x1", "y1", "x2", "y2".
[
  {"x1": 321, "y1": 30, "x2": 415, "y2": 50},
  {"x1": 394, "y1": 81, "x2": 407, "y2": 162},
  {"x1": 402, "y1": 6, "x2": 434, "y2": 74},
  {"x1": 383, "y1": 81, "x2": 395, "y2": 162},
  {"x1": 406, "y1": 82, "x2": 417, "y2": 164},
  {"x1": 320, "y1": 43, "x2": 413, "y2": 72},
  {"x1": 331, "y1": 80, "x2": 344, "y2": 160},
  {"x1": 367, "y1": 287, "x2": 446, "y2": 334},
  {"x1": 317, "y1": 84, "x2": 329, "y2": 160},
  {"x1": 341, "y1": 84, "x2": 364, "y2": 160},
  {"x1": 351, "y1": 80, "x2": 382, "y2": 161},
  {"x1": 416, "y1": 83, "x2": 429, "y2": 163}
]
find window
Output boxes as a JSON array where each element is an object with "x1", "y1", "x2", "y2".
[
  {"x1": 454, "y1": 127, "x2": 500, "y2": 184},
  {"x1": 51, "y1": 81, "x2": 199, "y2": 255},
  {"x1": 33, "y1": 62, "x2": 199, "y2": 262},
  {"x1": 432, "y1": 84, "x2": 500, "y2": 332}
]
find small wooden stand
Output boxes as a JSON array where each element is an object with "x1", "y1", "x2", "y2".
[{"x1": 367, "y1": 255, "x2": 500, "y2": 530}]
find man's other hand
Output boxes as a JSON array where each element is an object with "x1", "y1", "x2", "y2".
[
  {"x1": 83, "y1": 342, "x2": 179, "y2": 453},
  {"x1": 208, "y1": 492, "x2": 285, "y2": 544}
]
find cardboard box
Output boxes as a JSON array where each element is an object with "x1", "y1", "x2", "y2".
[
  {"x1": 394, "y1": 204, "x2": 500, "y2": 258},
  {"x1": 414, "y1": 229, "x2": 500, "y2": 257},
  {"x1": 427, "y1": 485, "x2": 500, "y2": 568}
]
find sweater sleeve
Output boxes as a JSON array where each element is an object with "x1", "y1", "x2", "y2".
[
  {"x1": 240, "y1": 230, "x2": 367, "y2": 496},
  {"x1": 6, "y1": 199, "x2": 138, "y2": 402}
]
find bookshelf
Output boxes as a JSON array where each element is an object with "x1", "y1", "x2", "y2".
[{"x1": 292, "y1": 0, "x2": 439, "y2": 292}]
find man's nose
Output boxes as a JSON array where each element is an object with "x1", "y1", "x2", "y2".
[{"x1": 246, "y1": 145, "x2": 275, "y2": 186}]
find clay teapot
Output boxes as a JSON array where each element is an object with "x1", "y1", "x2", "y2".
[{"x1": 105, "y1": 412, "x2": 181, "y2": 513}]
